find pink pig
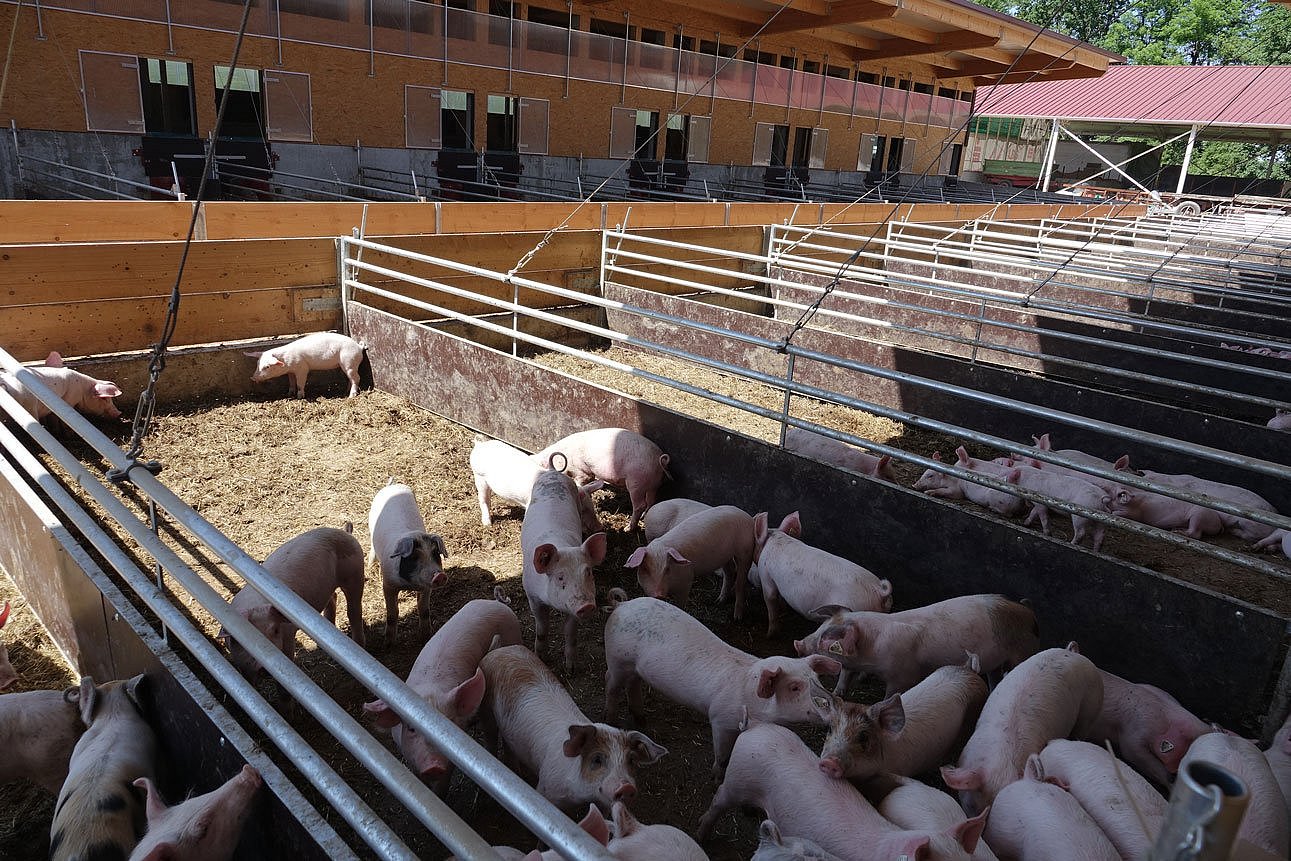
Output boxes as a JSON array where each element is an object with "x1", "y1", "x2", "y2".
[
  {"x1": 624, "y1": 505, "x2": 757, "y2": 620},
  {"x1": 469, "y1": 436, "x2": 603, "y2": 532},
  {"x1": 368, "y1": 480, "x2": 449, "y2": 647},
  {"x1": 871, "y1": 775, "x2": 1001, "y2": 861},
  {"x1": 784, "y1": 426, "x2": 897, "y2": 482},
  {"x1": 1026, "y1": 433, "x2": 1119, "y2": 492},
  {"x1": 1267, "y1": 710, "x2": 1291, "y2": 828},
  {"x1": 245, "y1": 332, "x2": 364, "y2": 398},
  {"x1": 1033, "y1": 740, "x2": 1166, "y2": 861},
  {"x1": 521, "y1": 469, "x2": 608, "y2": 674},
  {"x1": 604, "y1": 596, "x2": 840, "y2": 778},
  {"x1": 642, "y1": 498, "x2": 714, "y2": 543},
  {"x1": 1269, "y1": 409, "x2": 1291, "y2": 431},
  {"x1": 982, "y1": 757, "x2": 1120, "y2": 861},
  {"x1": 697, "y1": 721, "x2": 988, "y2": 860},
  {"x1": 795, "y1": 595, "x2": 1038, "y2": 696},
  {"x1": 913, "y1": 449, "x2": 1026, "y2": 517},
  {"x1": 363, "y1": 599, "x2": 521, "y2": 790},
  {"x1": 998, "y1": 464, "x2": 1110, "y2": 551},
  {"x1": 1083, "y1": 669, "x2": 1213, "y2": 787},
  {"x1": 464, "y1": 803, "x2": 707, "y2": 861},
  {"x1": 1255, "y1": 528, "x2": 1291, "y2": 560},
  {"x1": 0, "y1": 687, "x2": 85, "y2": 794},
  {"x1": 0, "y1": 601, "x2": 16, "y2": 690},
  {"x1": 1181, "y1": 732, "x2": 1289, "y2": 858},
  {"x1": 754, "y1": 512, "x2": 892, "y2": 637},
  {"x1": 0, "y1": 351, "x2": 123, "y2": 420},
  {"x1": 479, "y1": 644, "x2": 666, "y2": 813},
  {"x1": 817, "y1": 659, "x2": 988, "y2": 782},
  {"x1": 941, "y1": 645, "x2": 1104, "y2": 816},
  {"x1": 220, "y1": 526, "x2": 366, "y2": 680},
  {"x1": 130, "y1": 765, "x2": 261, "y2": 861},
  {"x1": 1113, "y1": 461, "x2": 1278, "y2": 543},
  {"x1": 532, "y1": 428, "x2": 670, "y2": 532}
]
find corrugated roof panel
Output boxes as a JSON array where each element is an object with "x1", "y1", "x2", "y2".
[{"x1": 976, "y1": 65, "x2": 1291, "y2": 130}]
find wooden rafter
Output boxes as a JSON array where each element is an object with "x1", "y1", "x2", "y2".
[
  {"x1": 859, "y1": 30, "x2": 1000, "y2": 61},
  {"x1": 934, "y1": 52, "x2": 1075, "y2": 78},
  {"x1": 737, "y1": 0, "x2": 897, "y2": 37}
]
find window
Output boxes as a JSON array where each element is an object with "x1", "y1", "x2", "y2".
[
  {"x1": 213, "y1": 65, "x2": 264, "y2": 139},
  {"x1": 487, "y1": 94, "x2": 518, "y2": 151},
  {"x1": 779, "y1": 55, "x2": 796, "y2": 70},
  {"x1": 913, "y1": 81, "x2": 933, "y2": 95},
  {"x1": 826, "y1": 65, "x2": 849, "y2": 79},
  {"x1": 446, "y1": 0, "x2": 476, "y2": 41},
  {"x1": 80, "y1": 51, "x2": 144, "y2": 133},
  {"x1": 280, "y1": 0, "x2": 347, "y2": 20},
  {"x1": 140, "y1": 58, "x2": 195, "y2": 136},
  {"x1": 802, "y1": 60, "x2": 820, "y2": 75},
  {"x1": 264, "y1": 70, "x2": 312, "y2": 142},
  {"x1": 885, "y1": 136, "x2": 904, "y2": 173},
  {"x1": 938, "y1": 86, "x2": 956, "y2": 99},
  {"x1": 939, "y1": 142, "x2": 963, "y2": 176},
  {"x1": 488, "y1": 0, "x2": 514, "y2": 46},
  {"x1": 753, "y1": 122, "x2": 789, "y2": 166},
  {"x1": 744, "y1": 49, "x2": 776, "y2": 65},
  {"x1": 882, "y1": 75, "x2": 896, "y2": 88},
  {"x1": 634, "y1": 109, "x2": 659, "y2": 159},
  {"x1": 591, "y1": 18, "x2": 628, "y2": 39},
  {"x1": 406, "y1": 85, "x2": 442, "y2": 149},
  {"x1": 639, "y1": 28, "x2": 665, "y2": 45},
  {"x1": 528, "y1": 6, "x2": 573, "y2": 53},
  {"x1": 674, "y1": 34, "x2": 695, "y2": 52},
  {"x1": 590, "y1": 17, "x2": 629, "y2": 63},
  {"x1": 518, "y1": 97, "x2": 549, "y2": 154},
  {"x1": 373, "y1": 0, "x2": 431, "y2": 31},
  {"x1": 440, "y1": 89, "x2": 474, "y2": 150},
  {"x1": 857, "y1": 71, "x2": 878, "y2": 84},
  {"x1": 664, "y1": 113, "x2": 687, "y2": 161}
]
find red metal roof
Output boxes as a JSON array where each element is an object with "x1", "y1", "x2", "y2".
[{"x1": 976, "y1": 65, "x2": 1291, "y2": 130}]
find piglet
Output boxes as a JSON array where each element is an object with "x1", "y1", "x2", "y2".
[
  {"x1": 0, "y1": 351, "x2": 123, "y2": 420},
  {"x1": 643, "y1": 498, "x2": 714, "y2": 543},
  {"x1": 751, "y1": 820, "x2": 845, "y2": 861},
  {"x1": 784, "y1": 426, "x2": 897, "y2": 482},
  {"x1": 369, "y1": 480, "x2": 449, "y2": 646},
  {"x1": 698, "y1": 721, "x2": 987, "y2": 860},
  {"x1": 913, "y1": 449, "x2": 1025, "y2": 517},
  {"x1": 754, "y1": 512, "x2": 891, "y2": 637},
  {"x1": 364, "y1": 599, "x2": 521, "y2": 790},
  {"x1": 480, "y1": 644, "x2": 666, "y2": 813},
  {"x1": 220, "y1": 526, "x2": 366, "y2": 679},
  {"x1": 0, "y1": 600, "x2": 16, "y2": 690},
  {"x1": 522, "y1": 468, "x2": 608, "y2": 673},
  {"x1": 982, "y1": 757, "x2": 1119, "y2": 861},
  {"x1": 0, "y1": 687, "x2": 85, "y2": 793},
  {"x1": 245, "y1": 332, "x2": 363, "y2": 398},
  {"x1": 1180, "y1": 732, "x2": 1289, "y2": 857},
  {"x1": 997, "y1": 464, "x2": 1109, "y2": 551},
  {"x1": 1083, "y1": 669, "x2": 1212, "y2": 787},
  {"x1": 1026, "y1": 433, "x2": 1119, "y2": 492},
  {"x1": 470, "y1": 436, "x2": 602, "y2": 532},
  {"x1": 1113, "y1": 462, "x2": 1278, "y2": 543},
  {"x1": 605, "y1": 596, "x2": 839, "y2": 778},
  {"x1": 1034, "y1": 739, "x2": 1165, "y2": 861},
  {"x1": 625, "y1": 505, "x2": 756, "y2": 620},
  {"x1": 1255, "y1": 528, "x2": 1291, "y2": 560},
  {"x1": 532, "y1": 428, "x2": 670, "y2": 532},
  {"x1": 130, "y1": 764, "x2": 261, "y2": 861},
  {"x1": 584, "y1": 802, "x2": 709, "y2": 861},
  {"x1": 795, "y1": 595, "x2": 1038, "y2": 696},
  {"x1": 50, "y1": 675, "x2": 157, "y2": 861},
  {"x1": 817, "y1": 659, "x2": 987, "y2": 782},
  {"x1": 870, "y1": 775, "x2": 1000, "y2": 861},
  {"x1": 1270, "y1": 409, "x2": 1291, "y2": 431},
  {"x1": 941, "y1": 645, "x2": 1104, "y2": 816},
  {"x1": 1267, "y1": 710, "x2": 1291, "y2": 827}
]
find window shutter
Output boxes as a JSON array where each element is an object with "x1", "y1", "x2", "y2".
[
  {"x1": 686, "y1": 115, "x2": 711, "y2": 163},
  {"x1": 518, "y1": 97, "x2": 549, "y2": 154},
  {"x1": 405, "y1": 86, "x2": 442, "y2": 149},
  {"x1": 79, "y1": 51, "x2": 144, "y2": 133},
  {"x1": 264, "y1": 70, "x2": 313, "y2": 142}
]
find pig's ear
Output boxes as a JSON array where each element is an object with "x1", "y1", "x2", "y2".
[
  {"x1": 563, "y1": 724, "x2": 597, "y2": 757},
  {"x1": 76, "y1": 676, "x2": 99, "y2": 726},
  {"x1": 756, "y1": 667, "x2": 782, "y2": 699},
  {"x1": 1114, "y1": 455, "x2": 1130, "y2": 471},
  {"x1": 94, "y1": 382, "x2": 123, "y2": 398},
  {"x1": 623, "y1": 547, "x2": 646, "y2": 569},
  {"x1": 533, "y1": 543, "x2": 560, "y2": 574},
  {"x1": 871, "y1": 693, "x2": 906, "y2": 736},
  {"x1": 448, "y1": 668, "x2": 486, "y2": 719},
  {"x1": 577, "y1": 804, "x2": 611, "y2": 846},
  {"x1": 899, "y1": 836, "x2": 931, "y2": 861},
  {"x1": 610, "y1": 801, "x2": 641, "y2": 839},
  {"x1": 124, "y1": 673, "x2": 147, "y2": 714},
  {"x1": 805, "y1": 654, "x2": 842, "y2": 677},
  {"x1": 134, "y1": 776, "x2": 170, "y2": 824},
  {"x1": 758, "y1": 820, "x2": 784, "y2": 847},
  {"x1": 626, "y1": 731, "x2": 667, "y2": 765},
  {"x1": 1006, "y1": 468, "x2": 1021, "y2": 484},
  {"x1": 1065, "y1": 640, "x2": 1081, "y2": 654},
  {"x1": 875, "y1": 455, "x2": 891, "y2": 472},
  {"x1": 779, "y1": 511, "x2": 801, "y2": 536},
  {"x1": 753, "y1": 512, "x2": 769, "y2": 545},
  {"x1": 940, "y1": 765, "x2": 982, "y2": 791},
  {"x1": 0, "y1": 601, "x2": 9, "y2": 627},
  {"x1": 430, "y1": 534, "x2": 448, "y2": 559},
  {"x1": 582, "y1": 532, "x2": 607, "y2": 565},
  {"x1": 522, "y1": 853, "x2": 544, "y2": 861},
  {"x1": 45, "y1": 351, "x2": 64, "y2": 367},
  {"x1": 391, "y1": 536, "x2": 415, "y2": 559},
  {"x1": 362, "y1": 699, "x2": 402, "y2": 730},
  {"x1": 666, "y1": 547, "x2": 689, "y2": 564},
  {"x1": 955, "y1": 445, "x2": 970, "y2": 465},
  {"x1": 1023, "y1": 754, "x2": 1046, "y2": 782},
  {"x1": 810, "y1": 603, "x2": 848, "y2": 621},
  {"x1": 1038, "y1": 432, "x2": 1052, "y2": 449},
  {"x1": 953, "y1": 807, "x2": 989, "y2": 853}
]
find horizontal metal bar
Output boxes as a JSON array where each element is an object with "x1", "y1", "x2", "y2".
[
  {"x1": 19, "y1": 154, "x2": 182, "y2": 198},
  {"x1": 22, "y1": 165, "x2": 151, "y2": 200}
]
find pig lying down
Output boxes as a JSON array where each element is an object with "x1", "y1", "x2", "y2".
[
  {"x1": 0, "y1": 351, "x2": 123, "y2": 421},
  {"x1": 245, "y1": 332, "x2": 365, "y2": 399}
]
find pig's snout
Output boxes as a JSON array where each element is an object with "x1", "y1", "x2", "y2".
[
  {"x1": 649, "y1": 588, "x2": 668, "y2": 600},
  {"x1": 613, "y1": 782, "x2": 637, "y2": 802},
  {"x1": 431, "y1": 570, "x2": 448, "y2": 587},
  {"x1": 575, "y1": 602, "x2": 597, "y2": 619},
  {"x1": 818, "y1": 756, "x2": 844, "y2": 779},
  {"x1": 420, "y1": 762, "x2": 449, "y2": 780}
]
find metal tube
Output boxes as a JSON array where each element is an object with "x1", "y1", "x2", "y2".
[
  {"x1": 564, "y1": 0, "x2": 573, "y2": 100},
  {"x1": 1176, "y1": 124, "x2": 1200, "y2": 196},
  {"x1": 1149, "y1": 761, "x2": 1248, "y2": 861}
]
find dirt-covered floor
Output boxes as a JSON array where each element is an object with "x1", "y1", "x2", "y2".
[{"x1": 1, "y1": 345, "x2": 1286, "y2": 860}]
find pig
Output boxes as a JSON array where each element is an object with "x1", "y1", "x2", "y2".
[
  {"x1": 1180, "y1": 732, "x2": 1289, "y2": 857},
  {"x1": 998, "y1": 464, "x2": 1110, "y2": 551},
  {"x1": 453, "y1": 802, "x2": 706, "y2": 861},
  {"x1": 0, "y1": 351, "x2": 123, "y2": 420},
  {"x1": 220, "y1": 526, "x2": 366, "y2": 679},
  {"x1": 752, "y1": 820, "x2": 846, "y2": 861},
  {"x1": 604, "y1": 596, "x2": 840, "y2": 778},
  {"x1": 0, "y1": 600, "x2": 16, "y2": 690},
  {"x1": 1270, "y1": 409, "x2": 1291, "y2": 431},
  {"x1": 941, "y1": 645, "x2": 1104, "y2": 816},
  {"x1": 1267, "y1": 710, "x2": 1291, "y2": 827},
  {"x1": 522, "y1": 468, "x2": 609, "y2": 673},
  {"x1": 1033, "y1": 740, "x2": 1165, "y2": 861},
  {"x1": 532, "y1": 428, "x2": 670, "y2": 532},
  {"x1": 50, "y1": 675, "x2": 157, "y2": 861},
  {"x1": 129, "y1": 764, "x2": 261, "y2": 861},
  {"x1": 1026, "y1": 433, "x2": 1119, "y2": 492},
  {"x1": 1255, "y1": 527, "x2": 1291, "y2": 560},
  {"x1": 363, "y1": 599, "x2": 521, "y2": 790},
  {"x1": 784, "y1": 426, "x2": 897, "y2": 482},
  {"x1": 479, "y1": 644, "x2": 666, "y2": 813},
  {"x1": 870, "y1": 775, "x2": 1001, "y2": 861},
  {"x1": 470, "y1": 436, "x2": 602, "y2": 532},
  {"x1": 1083, "y1": 669, "x2": 1213, "y2": 787},
  {"x1": 982, "y1": 757, "x2": 1120, "y2": 861},
  {"x1": 1113, "y1": 462, "x2": 1279, "y2": 543},
  {"x1": 624, "y1": 505, "x2": 756, "y2": 621},
  {"x1": 0, "y1": 687, "x2": 85, "y2": 793},
  {"x1": 754, "y1": 511, "x2": 891, "y2": 637},
  {"x1": 795, "y1": 595, "x2": 1039, "y2": 696},
  {"x1": 643, "y1": 498, "x2": 714, "y2": 543},
  {"x1": 1104, "y1": 483, "x2": 1226, "y2": 540},
  {"x1": 817, "y1": 660, "x2": 988, "y2": 782},
  {"x1": 244, "y1": 331, "x2": 364, "y2": 398},
  {"x1": 913, "y1": 449, "x2": 1025, "y2": 517},
  {"x1": 697, "y1": 721, "x2": 988, "y2": 860},
  {"x1": 368, "y1": 480, "x2": 449, "y2": 646}
]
